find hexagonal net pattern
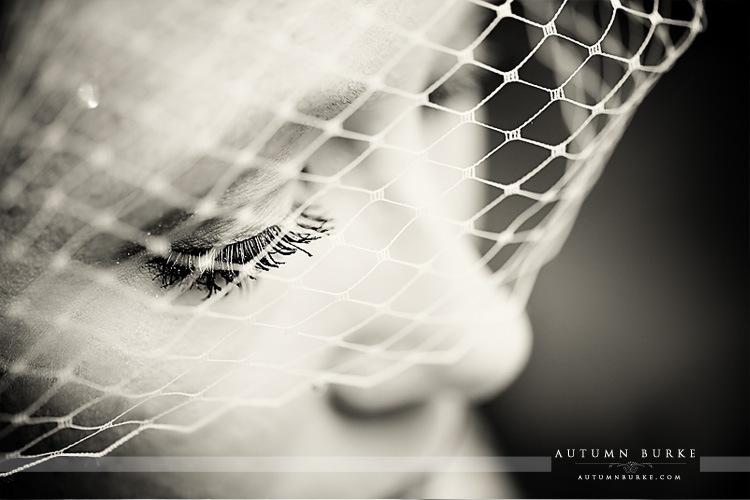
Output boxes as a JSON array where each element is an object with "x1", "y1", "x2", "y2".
[{"x1": 0, "y1": 0, "x2": 702, "y2": 474}]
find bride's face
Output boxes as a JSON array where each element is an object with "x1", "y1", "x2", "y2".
[{"x1": 0, "y1": 0, "x2": 532, "y2": 497}]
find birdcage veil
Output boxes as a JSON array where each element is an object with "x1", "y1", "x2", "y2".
[{"x1": 0, "y1": 0, "x2": 703, "y2": 475}]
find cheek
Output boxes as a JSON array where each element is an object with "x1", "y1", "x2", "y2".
[
  {"x1": 4, "y1": 261, "x2": 332, "y2": 396},
  {"x1": 2, "y1": 250, "x2": 349, "y2": 417},
  {"x1": 3, "y1": 266, "x2": 183, "y2": 393}
]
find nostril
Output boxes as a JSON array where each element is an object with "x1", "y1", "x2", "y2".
[{"x1": 327, "y1": 384, "x2": 431, "y2": 420}]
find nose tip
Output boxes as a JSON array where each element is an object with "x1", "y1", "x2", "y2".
[{"x1": 328, "y1": 284, "x2": 532, "y2": 416}]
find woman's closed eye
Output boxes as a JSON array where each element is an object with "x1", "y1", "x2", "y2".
[{"x1": 145, "y1": 211, "x2": 330, "y2": 298}]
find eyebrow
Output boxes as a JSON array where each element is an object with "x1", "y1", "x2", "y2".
[{"x1": 295, "y1": 80, "x2": 369, "y2": 121}]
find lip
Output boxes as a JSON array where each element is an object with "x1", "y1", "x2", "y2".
[{"x1": 256, "y1": 390, "x2": 470, "y2": 498}]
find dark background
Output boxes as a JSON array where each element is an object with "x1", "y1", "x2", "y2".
[{"x1": 485, "y1": 1, "x2": 749, "y2": 498}]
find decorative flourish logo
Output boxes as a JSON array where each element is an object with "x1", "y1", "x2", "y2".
[
  {"x1": 553, "y1": 449, "x2": 696, "y2": 482},
  {"x1": 609, "y1": 461, "x2": 654, "y2": 473}
]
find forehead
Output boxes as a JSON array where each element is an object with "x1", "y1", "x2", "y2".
[
  {"x1": 5, "y1": 0, "x2": 451, "y2": 133},
  {"x1": 1, "y1": 0, "x2": 466, "y2": 239},
  {"x1": 2, "y1": 0, "x2": 468, "y2": 197},
  {"x1": 5, "y1": 0, "x2": 406, "y2": 159}
]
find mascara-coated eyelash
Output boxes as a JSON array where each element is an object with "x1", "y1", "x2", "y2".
[{"x1": 146, "y1": 212, "x2": 330, "y2": 297}]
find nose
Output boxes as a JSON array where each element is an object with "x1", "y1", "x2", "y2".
[
  {"x1": 309, "y1": 96, "x2": 533, "y2": 414},
  {"x1": 329, "y1": 282, "x2": 532, "y2": 414}
]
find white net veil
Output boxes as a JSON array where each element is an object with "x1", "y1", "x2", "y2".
[{"x1": 0, "y1": 0, "x2": 703, "y2": 475}]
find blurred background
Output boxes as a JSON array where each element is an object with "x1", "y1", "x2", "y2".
[{"x1": 483, "y1": 1, "x2": 749, "y2": 498}]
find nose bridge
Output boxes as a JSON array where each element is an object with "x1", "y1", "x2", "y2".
[
  {"x1": 377, "y1": 97, "x2": 495, "y2": 290},
  {"x1": 386, "y1": 158, "x2": 485, "y2": 278},
  {"x1": 323, "y1": 99, "x2": 524, "y2": 374}
]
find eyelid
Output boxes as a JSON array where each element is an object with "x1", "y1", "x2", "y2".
[
  {"x1": 167, "y1": 182, "x2": 297, "y2": 252},
  {"x1": 165, "y1": 223, "x2": 289, "y2": 274},
  {"x1": 145, "y1": 211, "x2": 330, "y2": 297}
]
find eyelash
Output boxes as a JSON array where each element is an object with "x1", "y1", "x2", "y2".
[{"x1": 146, "y1": 212, "x2": 330, "y2": 298}]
